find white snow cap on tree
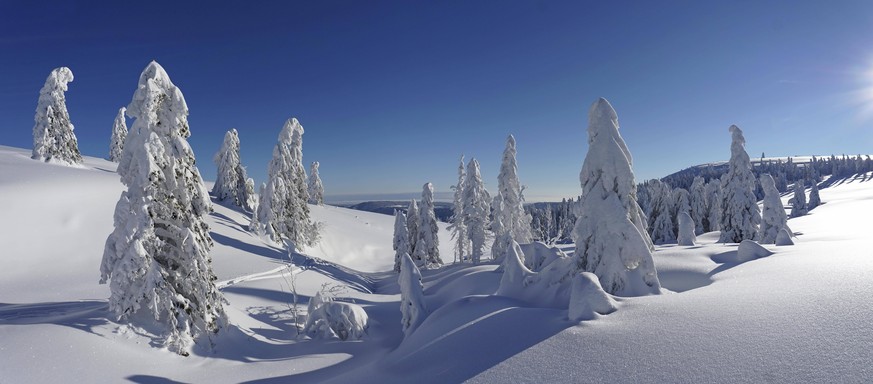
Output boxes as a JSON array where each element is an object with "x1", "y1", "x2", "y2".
[
  {"x1": 108, "y1": 107, "x2": 127, "y2": 162},
  {"x1": 449, "y1": 155, "x2": 470, "y2": 263},
  {"x1": 571, "y1": 98, "x2": 661, "y2": 296},
  {"x1": 398, "y1": 252, "x2": 427, "y2": 338},
  {"x1": 393, "y1": 210, "x2": 411, "y2": 272},
  {"x1": 32, "y1": 67, "x2": 82, "y2": 164},
  {"x1": 790, "y1": 181, "x2": 808, "y2": 218},
  {"x1": 213, "y1": 128, "x2": 254, "y2": 211},
  {"x1": 677, "y1": 211, "x2": 696, "y2": 246},
  {"x1": 463, "y1": 158, "x2": 491, "y2": 264},
  {"x1": 416, "y1": 182, "x2": 442, "y2": 268},
  {"x1": 100, "y1": 61, "x2": 225, "y2": 355},
  {"x1": 308, "y1": 161, "x2": 324, "y2": 205},
  {"x1": 496, "y1": 134, "x2": 533, "y2": 244},
  {"x1": 758, "y1": 174, "x2": 790, "y2": 244},
  {"x1": 718, "y1": 125, "x2": 761, "y2": 243}
]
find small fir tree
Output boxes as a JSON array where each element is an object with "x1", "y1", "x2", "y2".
[
  {"x1": 393, "y1": 210, "x2": 411, "y2": 272},
  {"x1": 462, "y1": 158, "x2": 490, "y2": 264},
  {"x1": 108, "y1": 107, "x2": 127, "y2": 162},
  {"x1": 32, "y1": 67, "x2": 82, "y2": 164},
  {"x1": 308, "y1": 161, "x2": 324, "y2": 205}
]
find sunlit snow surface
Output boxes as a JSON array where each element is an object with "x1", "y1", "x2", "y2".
[{"x1": 1, "y1": 145, "x2": 871, "y2": 383}]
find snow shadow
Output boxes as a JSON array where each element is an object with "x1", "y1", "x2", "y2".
[
  {"x1": 289, "y1": 253, "x2": 376, "y2": 294},
  {"x1": 657, "y1": 270, "x2": 713, "y2": 292},
  {"x1": 125, "y1": 375, "x2": 188, "y2": 384},
  {"x1": 211, "y1": 232, "x2": 286, "y2": 262},
  {"x1": 0, "y1": 300, "x2": 109, "y2": 337}
]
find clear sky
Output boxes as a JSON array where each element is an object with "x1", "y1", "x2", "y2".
[{"x1": 2, "y1": 1, "x2": 873, "y2": 201}]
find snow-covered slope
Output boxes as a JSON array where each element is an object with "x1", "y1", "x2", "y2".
[{"x1": 1, "y1": 145, "x2": 871, "y2": 383}]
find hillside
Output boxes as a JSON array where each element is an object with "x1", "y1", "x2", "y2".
[{"x1": 1, "y1": 146, "x2": 872, "y2": 383}]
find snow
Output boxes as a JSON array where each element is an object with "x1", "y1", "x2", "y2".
[{"x1": 2, "y1": 145, "x2": 873, "y2": 382}]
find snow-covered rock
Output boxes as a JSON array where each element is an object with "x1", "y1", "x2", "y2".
[
  {"x1": 736, "y1": 240, "x2": 773, "y2": 262},
  {"x1": 775, "y1": 228, "x2": 794, "y2": 246}
]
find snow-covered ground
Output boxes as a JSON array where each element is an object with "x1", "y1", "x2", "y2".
[{"x1": 1, "y1": 145, "x2": 871, "y2": 383}]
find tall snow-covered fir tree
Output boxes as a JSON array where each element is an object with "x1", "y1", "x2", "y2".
[
  {"x1": 808, "y1": 181, "x2": 821, "y2": 210},
  {"x1": 758, "y1": 174, "x2": 789, "y2": 244},
  {"x1": 32, "y1": 67, "x2": 83, "y2": 164},
  {"x1": 99, "y1": 61, "x2": 225, "y2": 355},
  {"x1": 406, "y1": 199, "x2": 420, "y2": 257},
  {"x1": 463, "y1": 158, "x2": 491, "y2": 264},
  {"x1": 718, "y1": 125, "x2": 761, "y2": 243},
  {"x1": 677, "y1": 211, "x2": 696, "y2": 246},
  {"x1": 490, "y1": 194, "x2": 513, "y2": 262},
  {"x1": 448, "y1": 155, "x2": 470, "y2": 263},
  {"x1": 571, "y1": 98, "x2": 660, "y2": 296},
  {"x1": 689, "y1": 176, "x2": 706, "y2": 234},
  {"x1": 398, "y1": 252, "x2": 427, "y2": 338},
  {"x1": 496, "y1": 135, "x2": 533, "y2": 245},
  {"x1": 108, "y1": 107, "x2": 127, "y2": 162},
  {"x1": 212, "y1": 128, "x2": 254, "y2": 211},
  {"x1": 252, "y1": 119, "x2": 318, "y2": 248},
  {"x1": 307, "y1": 161, "x2": 324, "y2": 206},
  {"x1": 704, "y1": 179, "x2": 722, "y2": 232},
  {"x1": 415, "y1": 182, "x2": 442, "y2": 268},
  {"x1": 790, "y1": 180, "x2": 808, "y2": 218},
  {"x1": 671, "y1": 188, "x2": 691, "y2": 238},
  {"x1": 393, "y1": 210, "x2": 411, "y2": 273}
]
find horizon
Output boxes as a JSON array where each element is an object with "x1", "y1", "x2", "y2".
[{"x1": 3, "y1": 1, "x2": 873, "y2": 199}]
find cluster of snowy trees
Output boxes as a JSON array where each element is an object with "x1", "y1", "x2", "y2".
[
  {"x1": 526, "y1": 198, "x2": 578, "y2": 244},
  {"x1": 392, "y1": 183, "x2": 443, "y2": 271},
  {"x1": 26, "y1": 62, "x2": 328, "y2": 355}
]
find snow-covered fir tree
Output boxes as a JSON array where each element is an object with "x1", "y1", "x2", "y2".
[
  {"x1": 571, "y1": 98, "x2": 660, "y2": 296},
  {"x1": 719, "y1": 125, "x2": 761, "y2": 243},
  {"x1": 758, "y1": 174, "x2": 789, "y2": 244},
  {"x1": 252, "y1": 119, "x2": 318, "y2": 248},
  {"x1": 462, "y1": 158, "x2": 491, "y2": 264},
  {"x1": 648, "y1": 181, "x2": 675, "y2": 244},
  {"x1": 393, "y1": 210, "x2": 411, "y2": 272},
  {"x1": 448, "y1": 155, "x2": 470, "y2": 263},
  {"x1": 677, "y1": 211, "x2": 696, "y2": 246},
  {"x1": 415, "y1": 182, "x2": 442, "y2": 268},
  {"x1": 32, "y1": 67, "x2": 82, "y2": 164},
  {"x1": 100, "y1": 62, "x2": 225, "y2": 355},
  {"x1": 808, "y1": 181, "x2": 821, "y2": 210},
  {"x1": 671, "y1": 188, "x2": 691, "y2": 238},
  {"x1": 307, "y1": 161, "x2": 324, "y2": 206},
  {"x1": 496, "y1": 134, "x2": 533, "y2": 244},
  {"x1": 108, "y1": 107, "x2": 127, "y2": 162},
  {"x1": 689, "y1": 176, "x2": 706, "y2": 234},
  {"x1": 490, "y1": 194, "x2": 513, "y2": 262},
  {"x1": 213, "y1": 128, "x2": 254, "y2": 211},
  {"x1": 406, "y1": 199, "x2": 420, "y2": 257},
  {"x1": 398, "y1": 252, "x2": 427, "y2": 338},
  {"x1": 704, "y1": 179, "x2": 722, "y2": 232},
  {"x1": 790, "y1": 180, "x2": 808, "y2": 218}
]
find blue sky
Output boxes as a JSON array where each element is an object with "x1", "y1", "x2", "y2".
[{"x1": 2, "y1": 1, "x2": 873, "y2": 201}]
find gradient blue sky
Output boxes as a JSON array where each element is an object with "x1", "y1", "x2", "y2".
[{"x1": 2, "y1": 1, "x2": 873, "y2": 201}]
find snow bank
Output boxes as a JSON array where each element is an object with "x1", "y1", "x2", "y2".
[
  {"x1": 519, "y1": 241, "x2": 566, "y2": 272},
  {"x1": 776, "y1": 228, "x2": 794, "y2": 246},
  {"x1": 736, "y1": 240, "x2": 774, "y2": 262},
  {"x1": 568, "y1": 272, "x2": 617, "y2": 321}
]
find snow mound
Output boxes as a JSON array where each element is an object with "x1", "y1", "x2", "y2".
[
  {"x1": 304, "y1": 292, "x2": 368, "y2": 341},
  {"x1": 569, "y1": 272, "x2": 617, "y2": 321},
  {"x1": 736, "y1": 240, "x2": 773, "y2": 262},
  {"x1": 776, "y1": 228, "x2": 794, "y2": 246},
  {"x1": 519, "y1": 242, "x2": 566, "y2": 272}
]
